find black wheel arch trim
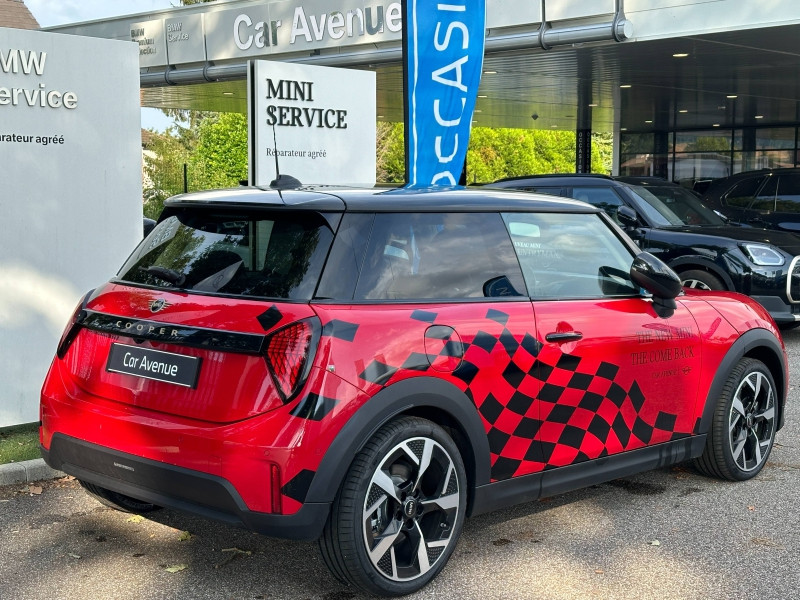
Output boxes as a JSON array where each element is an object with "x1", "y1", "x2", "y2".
[
  {"x1": 667, "y1": 256, "x2": 735, "y2": 289},
  {"x1": 304, "y1": 376, "x2": 492, "y2": 509},
  {"x1": 698, "y1": 328, "x2": 787, "y2": 435}
]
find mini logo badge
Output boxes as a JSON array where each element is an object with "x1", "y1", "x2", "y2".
[{"x1": 149, "y1": 299, "x2": 170, "y2": 313}]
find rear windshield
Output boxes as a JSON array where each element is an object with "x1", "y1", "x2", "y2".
[{"x1": 117, "y1": 210, "x2": 335, "y2": 300}]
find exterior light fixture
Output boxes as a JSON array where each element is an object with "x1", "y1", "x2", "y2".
[
  {"x1": 673, "y1": 53, "x2": 689, "y2": 58},
  {"x1": 727, "y1": 95, "x2": 738, "y2": 99},
  {"x1": 483, "y1": 70, "x2": 497, "y2": 74},
  {"x1": 588, "y1": 103, "x2": 598, "y2": 107},
  {"x1": 713, "y1": 123, "x2": 721, "y2": 127},
  {"x1": 678, "y1": 109, "x2": 688, "y2": 113},
  {"x1": 755, "y1": 115, "x2": 764, "y2": 119},
  {"x1": 620, "y1": 84, "x2": 632, "y2": 88}
]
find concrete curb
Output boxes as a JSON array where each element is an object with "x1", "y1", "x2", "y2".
[{"x1": 0, "y1": 458, "x2": 64, "y2": 486}]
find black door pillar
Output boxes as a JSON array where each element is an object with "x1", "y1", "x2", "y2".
[
  {"x1": 576, "y1": 71, "x2": 592, "y2": 173},
  {"x1": 576, "y1": 129, "x2": 592, "y2": 173}
]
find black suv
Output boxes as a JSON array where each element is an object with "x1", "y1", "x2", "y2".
[
  {"x1": 700, "y1": 168, "x2": 800, "y2": 232},
  {"x1": 489, "y1": 174, "x2": 800, "y2": 326}
]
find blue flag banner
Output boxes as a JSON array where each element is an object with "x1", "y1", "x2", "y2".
[{"x1": 403, "y1": 1, "x2": 486, "y2": 186}]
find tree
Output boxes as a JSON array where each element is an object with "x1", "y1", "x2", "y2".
[
  {"x1": 592, "y1": 131, "x2": 614, "y2": 175},
  {"x1": 144, "y1": 114, "x2": 612, "y2": 210},
  {"x1": 189, "y1": 112, "x2": 249, "y2": 189},
  {"x1": 376, "y1": 122, "x2": 405, "y2": 183},
  {"x1": 376, "y1": 125, "x2": 603, "y2": 185},
  {"x1": 143, "y1": 132, "x2": 191, "y2": 219}
]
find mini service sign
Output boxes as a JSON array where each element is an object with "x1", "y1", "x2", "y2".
[{"x1": 248, "y1": 60, "x2": 376, "y2": 186}]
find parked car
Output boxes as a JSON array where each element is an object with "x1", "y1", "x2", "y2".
[
  {"x1": 489, "y1": 174, "x2": 800, "y2": 327},
  {"x1": 41, "y1": 185, "x2": 787, "y2": 596},
  {"x1": 700, "y1": 168, "x2": 800, "y2": 232}
]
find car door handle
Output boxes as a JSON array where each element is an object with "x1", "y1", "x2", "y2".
[{"x1": 545, "y1": 331, "x2": 583, "y2": 343}]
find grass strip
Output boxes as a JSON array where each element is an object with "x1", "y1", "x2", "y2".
[{"x1": 0, "y1": 423, "x2": 40, "y2": 465}]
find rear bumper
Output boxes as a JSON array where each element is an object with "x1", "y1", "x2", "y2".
[
  {"x1": 42, "y1": 434, "x2": 330, "y2": 541},
  {"x1": 39, "y1": 356, "x2": 363, "y2": 537}
]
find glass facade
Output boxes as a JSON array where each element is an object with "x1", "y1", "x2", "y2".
[{"x1": 619, "y1": 126, "x2": 800, "y2": 186}]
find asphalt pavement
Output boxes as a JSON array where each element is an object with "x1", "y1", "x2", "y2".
[{"x1": 2, "y1": 328, "x2": 800, "y2": 600}]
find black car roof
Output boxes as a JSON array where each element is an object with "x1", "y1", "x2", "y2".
[
  {"x1": 164, "y1": 185, "x2": 600, "y2": 214},
  {"x1": 489, "y1": 173, "x2": 619, "y2": 188},
  {"x1": 703, "y1": 168, "x2": 800, "y2": 192},
  {"x1": 614, "y1": 176, "x2": 676, "y2": 186}
]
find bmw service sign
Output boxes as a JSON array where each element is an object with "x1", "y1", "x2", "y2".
[{"x1": 403, "y1": 1, "x2": 486, "y2": 186}]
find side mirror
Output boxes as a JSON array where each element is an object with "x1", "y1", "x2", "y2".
[
  {"x1": 143, "y1": 218, "x2": 156, "y2": 237},
  {"x1": 630, "y1": 252, "x2": 682, "y2": 318},
  {"x1": 617, "y1": 205, "x2": 638, "y2": 228}
]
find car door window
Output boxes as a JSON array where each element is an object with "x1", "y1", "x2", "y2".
[
  {"x1": 354, "y1": 212, "x2": 526, "y2": 300},
  {"x1": 751, "y1": 176, "x2": 778, "y2": 211},
  {"x1": 754, "y1": 173, "x2": 800, "y2": 213},
  {"x1": 568, "y1": 186, "x2": 624, "y2": 214},
  {"x1": 502, "y1": 212, "x2": 638, "y2": 299},
  {"x1": 724, "y1": 176, "x2": 766, "y2": 208}
]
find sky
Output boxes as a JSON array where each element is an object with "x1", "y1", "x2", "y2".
[
  {"x1": 26, "y1": 0, "x2": 183, "y2": 131},
  {"x1": 26, "y1": 0, "x2": 176, "y2": 28}
]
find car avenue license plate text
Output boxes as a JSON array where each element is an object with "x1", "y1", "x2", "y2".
[{"x1": 106, "y1": 343, "x2": 201, "y2": 388}]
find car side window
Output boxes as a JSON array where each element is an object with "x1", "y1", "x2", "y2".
[
  {"x1": 316, "y1": 213, "x2": 375, "y2": 300},
  {"x1": 567, "y1": 186, "x2": 625, "y2": 221},
  {"x1": 724, "y1": 176, "x2": 766, "y2": 208},
  {"x1": 502, "y1": 212, "x2": 638, "y2": 299},
  {"x1": 353, "y1": 212, "x2": 527, "y2": 300},
  {"x1": 753, "y1": 174, "x2": 800, "y2": 213}
]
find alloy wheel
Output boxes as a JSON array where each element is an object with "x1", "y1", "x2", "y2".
[
  {"x1": 362, "y1": 437, "x2": 461, "y2": 582},
  {"x1": 682, "y1": 278, "x2": 711, "y2": 290},
  {"x1": 727, "y1": 370, "x2": 776, "y2": 472}
]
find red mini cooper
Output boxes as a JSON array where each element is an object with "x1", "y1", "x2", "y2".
[{"x1": 41, "y1": 186, "x2": 787, "y2": 596}]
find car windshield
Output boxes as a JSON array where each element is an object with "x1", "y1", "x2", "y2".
[
  {"x1": 116, "y1": 209, "x2": 335, "y2": 300},
  {"x1": 627, "y1": 185, "x2": 725, "y2": 227}
]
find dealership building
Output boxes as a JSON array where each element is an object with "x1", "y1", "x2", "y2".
[{"x1": 36, "y1": 0, "x2": 800, "y2": 185}]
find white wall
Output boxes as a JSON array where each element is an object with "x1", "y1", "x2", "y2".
[
  {"x1": 0, "y1": 28, "x2": 142, "y2": 427},
  {"x1": 626, "y1": 0, "x2": 800, "y2": 40}
]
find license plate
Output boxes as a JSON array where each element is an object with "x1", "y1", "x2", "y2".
[{"x1": 106, "y1": 343, "x2": 202, "y2": 388}]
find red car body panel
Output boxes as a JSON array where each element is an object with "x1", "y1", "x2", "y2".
[{"x1": 41, "y1": 285, "x2": 786, "y2": 516}]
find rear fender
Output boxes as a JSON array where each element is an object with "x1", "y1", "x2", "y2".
[{"x1": 304, "y1": 377, "x2": 491, "y2": 510}]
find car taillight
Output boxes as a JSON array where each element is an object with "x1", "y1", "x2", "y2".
[
  {"x1": 56, "y1": 290, "x2": 94, "y2": 359},
  {"x1": 264, "y1": 318, "x2": 320, "y2": 402}
]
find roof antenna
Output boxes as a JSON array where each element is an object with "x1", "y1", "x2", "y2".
[{"x1": 269, "y1": 124, "x2": 301, "y2": 190}]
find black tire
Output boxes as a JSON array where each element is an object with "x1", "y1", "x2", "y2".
[
  {"x1": 680, "y1": 269, "x2": 725, "y2": 290},
  {"x1": 694, "y1": 358, "x2": 778, "y2": 481},
  {"x1": 319, "y1": 416, "x2": 467, "y2": 597},
  {"x1": 79, "y1": 480, "x2": 162, "y2": 513}
]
